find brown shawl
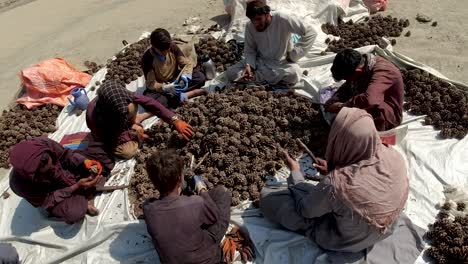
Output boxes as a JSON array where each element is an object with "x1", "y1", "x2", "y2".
[{"x1": 326, "y1": 107, "x2": 408, "y2": 232}]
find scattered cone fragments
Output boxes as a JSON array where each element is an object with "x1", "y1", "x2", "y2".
[{"x1": 416, "y1": 13, "x2": 432, "y2": 23}]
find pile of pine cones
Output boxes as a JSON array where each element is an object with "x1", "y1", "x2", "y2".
[
  {"x1": 424, "y1": 201, "x2": 468, "y2": 263},
  {"x1": 129, "y1": 87, "x2": 329, "y2": 217},
  {"x1": 322, "y1": 15, "x2": 410, "y2": 52},
  {"x1": 104, "y1": 38, "x2": 150, "y2": 84},
  {"x1": 194, "y1": 37, "x2": 243, "y2": 72},
  {"x1": 0, "y1": 104, "x2": 62, "y2": 168},
  {"x1": 402, "y1": 68, "x2": 468, "y2": 139}
]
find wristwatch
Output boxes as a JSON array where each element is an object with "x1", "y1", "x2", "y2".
[{"x1": 171, "y1": 115, "x2": 179, "y2": 124}]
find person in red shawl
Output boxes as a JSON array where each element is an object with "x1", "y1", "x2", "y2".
[
  {"x1": 325, "y1": 49, "x2": 404, "y2": 131},
  {"x1": 86, "y1": 80, "x2": 193, "y2": 160},
  {"x1": 9, "y1": 137, "x2": 105, "y2": 224}
]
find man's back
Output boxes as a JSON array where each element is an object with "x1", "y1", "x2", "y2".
[{"x1": 143, "y1": 194, "x2": 220, "y2": 264}]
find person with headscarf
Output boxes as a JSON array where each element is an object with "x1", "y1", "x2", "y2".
[
  {"x1": 9, "y1": 137, "x2": 105, "y2": 224},
  {"x1": 260, "y1": 107, "x2": 409, "y2": 252},
  {"x1": 86, "y1": 80, "x2": 193, "y2": 160},
  {"x1": 324, "y1": 49, "x2": 404, "y2": 131}
]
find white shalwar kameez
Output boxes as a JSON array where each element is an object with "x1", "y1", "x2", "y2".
[{"x1": 226, "y1": 12, "x2": 316, "y2": 85}]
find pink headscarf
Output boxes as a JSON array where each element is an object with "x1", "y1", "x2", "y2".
[{"x1": 326, "y1": 107, "x2": 408, "y2": 232}]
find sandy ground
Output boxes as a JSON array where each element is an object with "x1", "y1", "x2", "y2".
[
  {"x1": 385, "y1": 0, "x2": 467, "y2": 84},
  {"x1": 0, "y1": 0, "x2": 466, "y2": 110},
  {"x1": 0, "y1": 0, "x2": 225, "y2": 108}
]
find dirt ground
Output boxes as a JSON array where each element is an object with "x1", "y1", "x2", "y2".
[
  {"x1": 0, "y1": 0, "x2": 225, "y2": 108},
  {"x1": 385, "y1": 0, "x2": 467, "y2": 85},
  {"x1": 0, "y1": 0, "x2": 466, "y2": 110}
]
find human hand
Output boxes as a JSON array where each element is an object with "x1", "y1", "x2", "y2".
[
  {"x1": 84, "y1": 159, "x2": 102, "y2": 175},
  {"x1": 313, "y1": 158, "x2": 328, "y2": 175},
  {"x1": 177, "y1": 74, "x2": 191, "y2": 91},
  {"x1": 281, "y1": 149, "x2": 300, "y2": 172},
  {"x1": 78, "y1": 175, "x2": 103, "y2": 189},
  {"x1": 174, "y1": 120, "x2": 194, "y2": 141},
  {"x1": 242, "y1": 65, "x2": 255, "y2": 81},
  {"x1": 132, "y1": 123, "x2": 149, "y2": 141},
  {"x1": 326, "y1": 102, "x2": 344, "y2": 113},
  {"x1": 178, "y1": 92, "x2": 189, "y2": 103},
  {"x1": 193, "y1": 175, "x2": 207, "y2": 194},
  {"x1": 162, "y1": 83, "x2": 179, "y2": 95}
]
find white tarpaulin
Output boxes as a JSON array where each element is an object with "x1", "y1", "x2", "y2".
[
  {"x1": 222, "y1": 0, "x2": 368, "y2": 55},
  {"x1": 1, "y1": 0, "x2": 468, "y2": 263}
]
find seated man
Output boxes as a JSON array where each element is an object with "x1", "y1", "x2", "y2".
[
  {"x1": 325, "y1": 49, "x2": 404, "y2": 131},
  {"x1": 9, "y1": 137, "x2": 104, "y2": 224},
  {"x1": 141, "y1": 28, "x2": 207, "y2": 110},
  {"x1": 226, "y1": 1, "x2": 316, "y2": 86},
  {"x1": 143, "y1": 149, "x2": 231, "y2": 264}
]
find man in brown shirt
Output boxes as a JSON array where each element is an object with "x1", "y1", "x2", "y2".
[
  {"x1": 143, "y1": 149, "x2": 231, "y2": 264},
  {"x1": 141, "y1": 28, "x2": 207, "y2": 111},
  {"x1": 325, "y1": 49, "x2": 404, "y2": 131}
]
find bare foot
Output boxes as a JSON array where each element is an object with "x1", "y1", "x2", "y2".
[
  {"x1": 87, "y1": 201, "x2": 99, "y2": 216},
  {"x1": 186, "y1": 88, "x2": 208, "y2": 99},
  {"x1": 135, "y1": 112, "x2": 153, "y2": 124}
]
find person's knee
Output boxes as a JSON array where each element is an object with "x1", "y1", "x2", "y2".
[
  {"x1": 190, "y1": 71, "x2": 206, "y2": 89},
  {"x1": 64, "y1": 208, "x2": 87, "y2": 224},
  {"x1": 194, "y1": 71, "x2": 206, "y2": 85},
  {"x1": 114, "y1": 141, "x2": 139, "y2": 160},
  {"x1": 284, "y1": 66, "x2": 301, "y2": 85},
  {"x1": 52, "y1": 196, "x2": 88, "y2": 224}
]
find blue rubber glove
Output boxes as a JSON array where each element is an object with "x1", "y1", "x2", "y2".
[
  {"x1": 177, "y1": 73, "x2": 192, "y2": 91},
  {"x1": 291, "y1": 34, "x2": 301, "y2": 44},
  {"x1": 178, "y1": 92, "x2": 188, "y2": 103},
  {"x1": 193, "y1": 175, "x2": 207, "y2": 194}
]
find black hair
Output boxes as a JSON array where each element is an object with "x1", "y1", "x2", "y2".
[
  {"x1": 150, "y1": 28, "x2": 172, "y2": 51},
  {"x1": 246, "y1": 1, "x2": 271, "y2": 20},
  {"x1": 330, "y1": 49, "x2": 363, "y2": 81},
  {"x1": 146, "y1": 149, "x2": 184, "y2": 195}
]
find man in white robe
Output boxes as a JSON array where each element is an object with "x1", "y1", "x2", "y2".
[{"x1": 226, "y1": 1, "x2": 316, "y2": 86}]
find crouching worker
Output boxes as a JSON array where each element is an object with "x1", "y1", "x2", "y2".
[
  {"x1": 141, "y1": 28, "x2": 207, "y2": 111},
  {"x1": 143, "y1": 149, "x2": 231, "y2": 264},
  {"x1": 10, "y1": 137, "x2": 105, "y2": 224},
  {"x1": 86, "y1": 80, "x2": 193, "y2": 160},
  {"x1": 325, "y1": 49, "x2": 404, "y2": 131},
  {"x1": 261, "y1": 107, "x2": 409, "y2": 252}
]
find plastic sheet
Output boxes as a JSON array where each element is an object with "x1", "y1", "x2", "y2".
[{"x1": 1, "y1": 2, "x2": 467, "y2": 263}]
